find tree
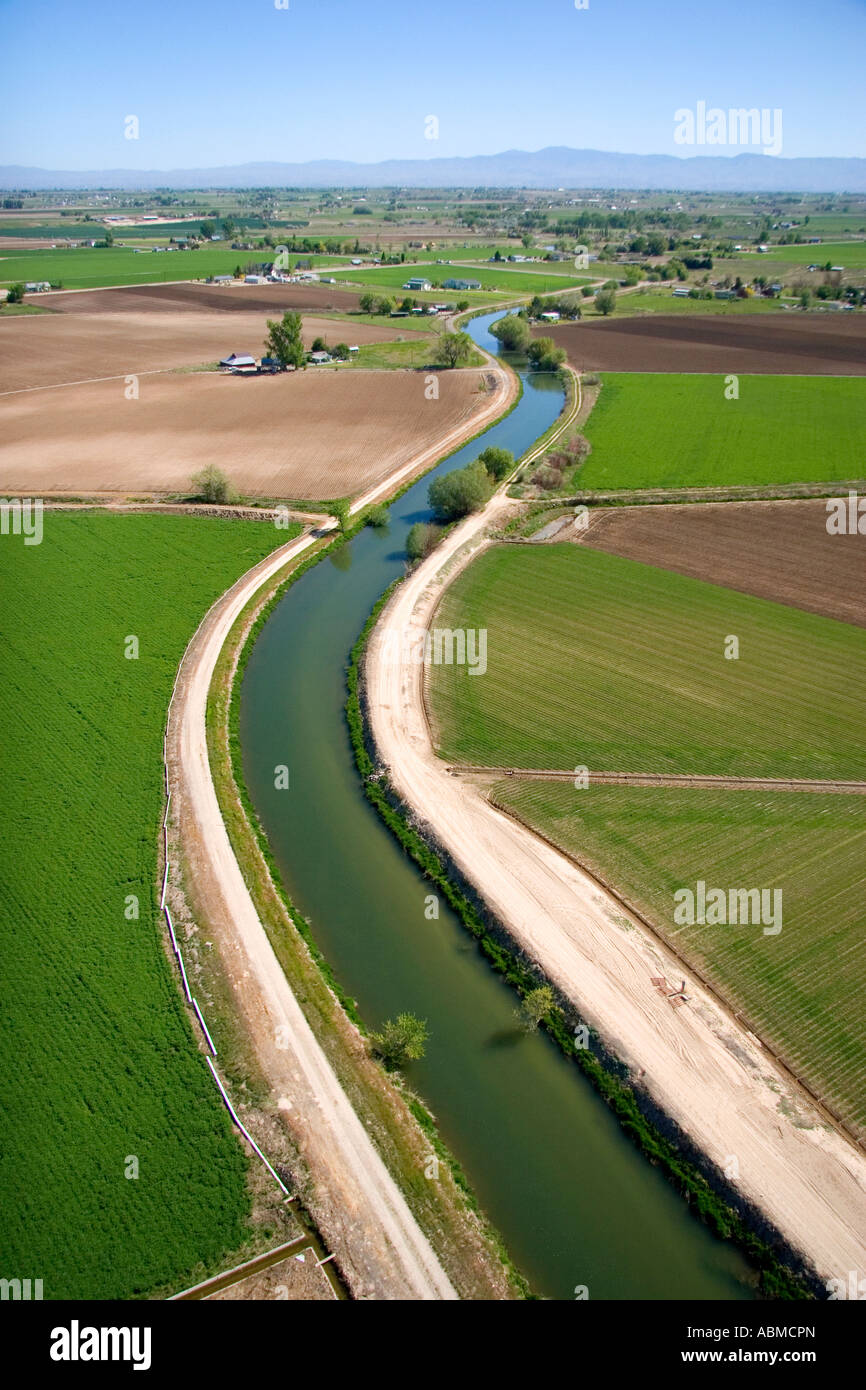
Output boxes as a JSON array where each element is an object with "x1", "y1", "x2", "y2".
[
  {"x1": 406, "y1": 521, "x2": 441, "y2": 560},
  {"x1": 222, "y1": 217, "x2": 237, "y2": 240},
  {"x1": 264, "y1": 310, "x2": 305, "y2": 368},
  {"x1": 527, "y1": 337, "x2": 567, "y2": 371},
  {"x1": 376, "y1": 296, "x2": 394, "y2": 317},
  {"x1": 646, "y1": 232, "x2": 667, "y2": 257},
  {"x1": 371, "y1": 1013, "x2": 428, "y2": 1068},
  {"x1": 332, "y1": 342, "x2": 350, "y2": 360},
  {"x1": 594, "y1": 287, "x2": 617, "y2": 317},
  {"x1": 490, "y1": 313, "x2": 532, "y2": 351},
  {"x1": 517, "y1": 985, "x2": 556, "y2": 1032},
  {"x1": 331, "y1": 500, "x2": 351, "y2": 533},
  {"x1": 5, "y1": 282, "x2": 25, "y2": 305},
  {"x1": 310, "y1": 335, "x2": 328, "y2": 353},
  {"x1": 477, "y1": 446, "x2": 514, "y2": 482},
  {"x1": 358, "y1": 291, "x2": 378, "y2": 314},
  {"x1": 435, "y1": 330, "x2": 474, "y2": 368},
  {"x1": 365, "y1": 503, "x2": 389, "y2": 528},
  {"x1": 428, "y1": 459, "x2": 492, "y2": 520},
  {"x1": 191, "y1": 465, "x2": 237, "y2": 504},
  {"x1": 199, "y1": 221, "x2": 216, "y2": 239}
]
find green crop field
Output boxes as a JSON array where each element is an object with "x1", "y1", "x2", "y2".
[
  {"x1": 769, "y1": 240, "x2": 866, "y2": 267},
  {"x1": 488, "y1": 779, "x2": 866, "y2": 1136},
  {"x1": 599, "y1": 290, "x2": 798, "y2": 317},
  {"x1": 332, "y1": 263, "x2": 589, "y2": 295},
  {"x1": 0, "y1": 511, "x2": 298, "y2": 1298},
  {"x1": 427, "y1": 545, "x2": 866, "y2": 778},
  {"x1": 0, "y1": 244, "x2": 351, "y2": 291},
  {"x1": 577, "y1": 374, "x2": 866, "y2": 491}
]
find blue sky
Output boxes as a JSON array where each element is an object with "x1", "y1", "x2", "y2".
[{"x1": 1, "y1": 0, "x2": 864, "y2": 168}]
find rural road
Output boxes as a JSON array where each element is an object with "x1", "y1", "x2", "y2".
[
  {"x1": 363, "y1": 487, "x2": 866, "y2": 1290},
  {"x1": 167, "y1": 354, "x2": 516, "y2": 1299}
]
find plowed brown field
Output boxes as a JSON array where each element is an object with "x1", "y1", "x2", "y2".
[
  {"x1": 579, "y1": 498, "x2": 866, "y2": 627},
  {"x1": 541, "y1": 313, "x2": 866, "y2": 375},
  {"x1": 40, "y1": 280, "x2": 364, "y2": 315},
  {"x1": 0, "y1": 307, "x2": 413, "y2": 392},
  {"x1": 0, "y1": 367, "x2": 485, "y2": 500}
]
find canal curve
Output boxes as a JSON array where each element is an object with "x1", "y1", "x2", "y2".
[{"x1": 239, "y1": 312, "x2": 752, "y2": 1300}]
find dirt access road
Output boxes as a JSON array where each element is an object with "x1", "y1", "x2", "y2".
[
  {"x1": 363, "y1": 489, "x2": 866, "y2": 1290},
  {"x1": 168, "y1": 356, "x2": 516, "y2": 1299}
]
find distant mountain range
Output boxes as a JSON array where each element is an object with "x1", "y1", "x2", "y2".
[{"x1": 2, "y1": 148, "x2": 864, "y2": 193}]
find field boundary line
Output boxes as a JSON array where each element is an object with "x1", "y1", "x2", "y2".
[
  {"x1": 449, "y1": 767, "x2": 866, "y2": 794},
  {"x1": 0, "y1": 367, "x2": 177, "y2": 397}
]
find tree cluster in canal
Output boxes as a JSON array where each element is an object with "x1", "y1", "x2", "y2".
[{"x1": 426, "y1": 446, "x2": 515, "y2": 523}]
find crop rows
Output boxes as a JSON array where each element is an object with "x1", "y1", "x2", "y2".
[
  {"x1": 0, "y1": 512, "x2": 295, "y2": 1297},
  {"x1": 578, "y1": 373, "x2": 866, "y2": 490},
  {"x1": 428, "y1": 545, "x2": 866, "y2": 779},
  {"x1": 488, "y1": 780, "x2": 866, "y2": 1137}
]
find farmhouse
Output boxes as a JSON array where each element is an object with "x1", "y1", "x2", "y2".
[
  {"x1": 219, "y1": 353, "x2": 257, "y2": 371},
  {"x1": 403, "y1": 277, "x2": 432, "y2": 291},
  {"x1": 443, "y1": 278, "x2": 481, "y2": 291}
]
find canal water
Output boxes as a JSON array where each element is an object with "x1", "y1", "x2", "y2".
[{"x1": 239, "y1": 314, "x2": 752, "y2": 1300}]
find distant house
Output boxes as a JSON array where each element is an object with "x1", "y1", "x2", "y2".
[
  {"x1": 348, "y1": 345, "x2": 360, "y2": 353},
  {"x1": 244, "y1": 274, "x2": 265, "y2": 284},
  {"x1": 714, "y1": 289, "x2": 736, "y2": 300},
  {"x1": 403, "y1": 277, "x2": 432, "y2": 291},
  {"x1": 540, "y1": 311, "x2": 560, "y2": 322},
  {"x1": 443, "y1": 278, "x2": 480, "y2": 291},
  {"x1": 212, "y1": 274, "x2": 234, "y2": 284},
  {"x1": 671, "y1": 286, "x2": 691, "y2": 297},
  {"x1": 309, "y1": 350, "x2": 332, "y2": 364}
]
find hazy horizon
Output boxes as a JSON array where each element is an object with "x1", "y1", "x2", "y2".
[{"x1": 2, "y1": 0, "x2": 864, "y2": 170}]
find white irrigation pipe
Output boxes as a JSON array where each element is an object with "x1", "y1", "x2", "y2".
[
  {"x1": 163, "y1": 904, "x2": 180, "y2": 956},
  {"x1": 175, "y1": 945, "x2": 192, "y2": 1003},
  {"x1": 160, "y1": 861, "x2": 169, "y2": 911},
  {"x1": 193, "y1": 999, "x2": 218, "y2": 1057},
  {"x1": 207, "y1": 1058, "x2": 290, "y2": 1196}
]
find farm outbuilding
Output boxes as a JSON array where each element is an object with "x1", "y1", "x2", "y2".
[
  {"x1": 443, "y1": 278, "x2": 481, "y2": 291},
  {"x1": 220, "y1": 352, "x2": 257, "y2": 371}
]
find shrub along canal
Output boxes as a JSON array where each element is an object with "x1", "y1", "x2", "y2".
[{"x1": 239, "y1": 313, "x2": 752, "y2": 1300}]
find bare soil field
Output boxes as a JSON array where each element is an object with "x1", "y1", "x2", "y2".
[
  {"x1": 40, "y1": 280, "x2": 364, "y2": 316},
  {"x1": 578, "y1": 498, "x2": 866, "y2": 628},
  {"x1": 541, "y1": 313, "x2": 866, "y2": 375},
  {"x1": 0, "y1": 367, "x2": 486, "y2": 499},
  {"x1": 0, "y1": 306, "x2": 405, "y2": 392}
]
